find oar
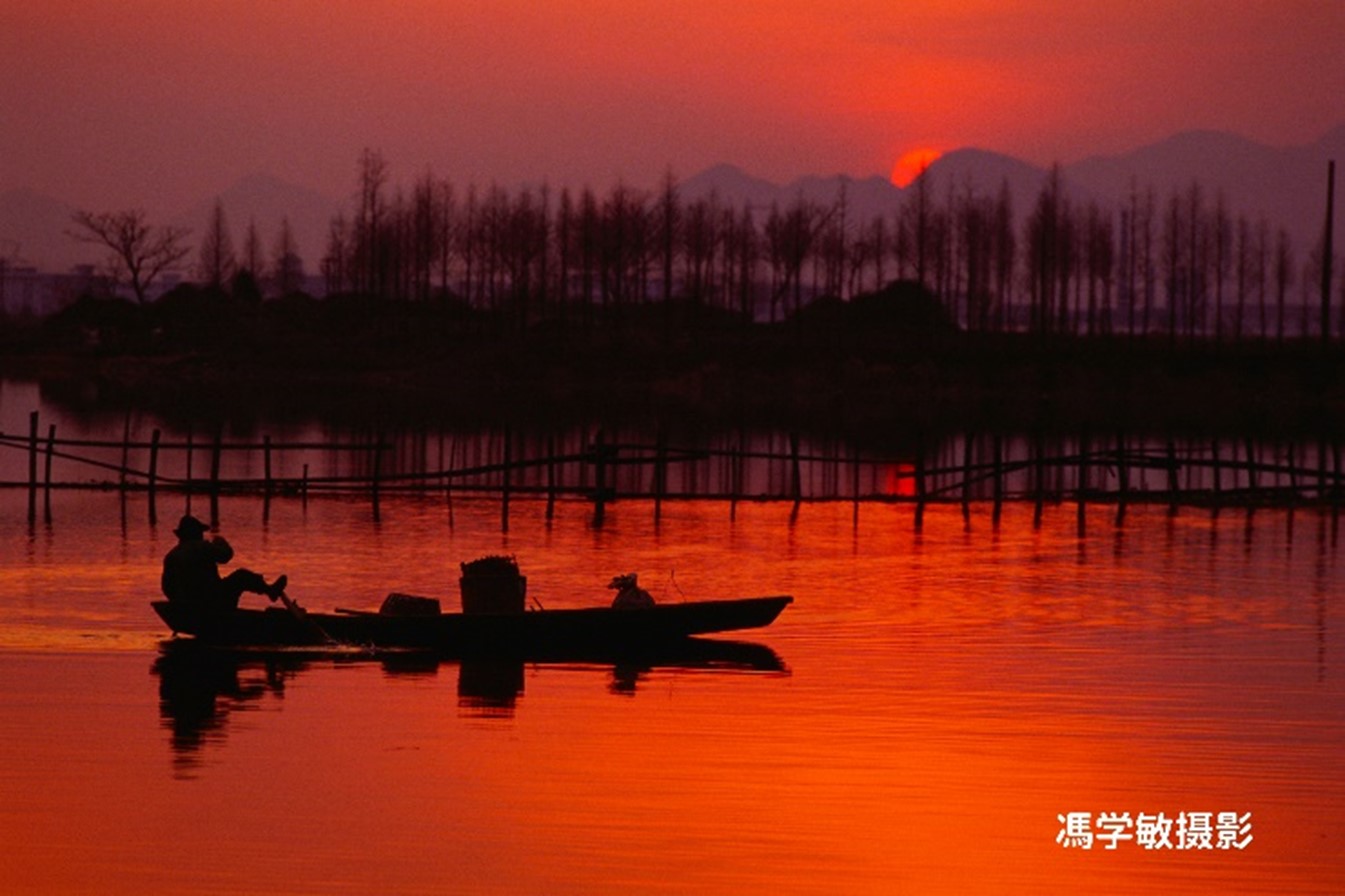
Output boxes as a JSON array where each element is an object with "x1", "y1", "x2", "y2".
[{"x1": 276, "y1": 590, "x2": 337, "y2": 646}]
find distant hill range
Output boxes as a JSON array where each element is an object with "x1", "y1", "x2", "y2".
[
  {"x1": 3, "y1": 124, "x2": 1342, "y2": 276},
  {"x1": 681, "y1": 124, "x2": 1345, "y2": 258}
]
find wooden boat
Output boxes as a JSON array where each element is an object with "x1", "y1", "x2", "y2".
[{"x1": 151, "y1": 594, "x2": 793, "y2": 656}]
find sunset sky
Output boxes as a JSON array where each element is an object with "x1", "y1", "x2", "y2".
[{"x1": 2, "y1": 1, "x2": 1342, "y2": 214}]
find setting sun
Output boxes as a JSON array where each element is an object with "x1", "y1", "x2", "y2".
[{"x1": 890, "y1": 146, "x2": 943, "y2": 187}]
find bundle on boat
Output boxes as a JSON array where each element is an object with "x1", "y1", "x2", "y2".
[{"x1": 459, "y1": 554, "x2": 527, "y2": 614}]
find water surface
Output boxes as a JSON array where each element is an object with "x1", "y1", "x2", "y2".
[{"x1": 0, "y1": 489, "x2": 1342, "y2": 894}]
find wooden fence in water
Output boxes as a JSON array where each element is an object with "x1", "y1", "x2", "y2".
[{"x1": 4, "y1": 410, "x2": 1344, "y2": 531}]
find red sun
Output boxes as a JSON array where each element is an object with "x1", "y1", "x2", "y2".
[{"x1": 890, "y1": 147, "x2": 943, "y2": 188}]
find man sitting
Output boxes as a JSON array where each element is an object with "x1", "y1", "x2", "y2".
[
  {"x1": 608, "y1": 572, "x2": 655, "y2": 610},
  {"x1": 161, "y1": 514, "x2": 287, "y2": 613}
]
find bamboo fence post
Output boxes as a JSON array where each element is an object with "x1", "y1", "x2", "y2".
[
  {"x1": 207, "y1": 429, "x2": 221, "y2": 529},
  {"x1": 263, "y1": 435, "x2": 273, "y2": 499},
  {"x1": 1334, "y1": 440, "x2": 1342, "y2": 507},
  {"x1": 991, "y1": 434, "x2": 1004, "y2": 527},
  {"x1": 184, "y1": 427, "x2": 194, "y2": 510},
  {"x1": 445, "y1": 434, "x2": 457, "y2": 528},
  {"x1": 592, "y1": 429, "x2": 609, "y2": 527},
  {"x1": 545, "y1": 434, "x2": 557, "y2": 522},
  {"x1": 852, "y1": 442, "x2": 862, "y2": 528},
  {"x1": 737, "y1": 433, "x2": 746, "y2": 506},
  {"x1": 27, "y1": 410, "x2": 38, "y2": 523},
  {"x1": 1210, "y1": 439, "x2": 1222, "y2": 503},
  {"x1": 419, "y1": 428, "x2": 430, "y2": 496},
  {"x1": 43, "y1": 423, "x2": 55, "y2": 520},
  {"x1": 654, "y1": 429, "x2": 668, "y2": 523},
  {"x1": 501, "y1": 428, "x2": 512, "y2": 533},
  {"x1": 914, "y1": 439, "x2": 927, "y2": 532},
  {"x1": 789, "y1": 432, "x2": 802, "y2": 509},
  {"x1": 1115, "y1": 431, "x2": 1129, "y2": 527},
  {"x1": 371, "y1": 431, "x2": 383, "y2": 521},
  {"x1": 961, "y1": 433, "x2": 974, "y2": 530},
  {"x1": 1286, "y1": 441, "x2": 1300, "y2": 499},
  {"x1": 119, "y1": 414, "x2": 131, "y2": 493},
  {"x1": 1077, "y1": 429, "x2": 1089, "y2": 537},
  {"x1": 261, "y1": 434, "x2": 273, "y2": 524},
  {"x1": 730, "y1": 438, "x2": 744, "y2": 523},
  {"x1": 1033, "y1": 431, "x2": 1045, "y2": 530},
  {"x1": 1318, "y1": 437, "x2": 1329, "y2": 502},
  {"x1": 1166, "y1": 437, "x2": 1179, "y2": 516},
  {"x1": 437, "y1": 432, "x2": 446, "y2": 497},
  {"x1": 209, "y1": 429, "x2": 223, "y2": 498},
  {"x1": 147, "y1": 429, "x2": 161, "y2": 524},
  {"x1": 1245, "y1": 438, "x2": 1259, "y2": 493}
]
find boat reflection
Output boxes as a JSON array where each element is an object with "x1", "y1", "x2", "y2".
[
  {"x1": 152, "y1": 637, "x2": 788, "y2": 758},
  {"x1": 152, "y1": 640, "x2": 300, "y2": 775}
]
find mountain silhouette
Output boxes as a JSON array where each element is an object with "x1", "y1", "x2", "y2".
[
  {"x1": 2, "y1": 124, "x2": 1340, "y2": 279},
  {"x1": 915, "y1": 147, "x2": 1056, "y2": 220},
  {"x1": 680, "y1": 164, "x2": 902, "y2": 223}
]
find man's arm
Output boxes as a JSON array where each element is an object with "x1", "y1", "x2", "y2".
[{"x1": 209, "y1": 537, "x2": 234, "y2": 564}]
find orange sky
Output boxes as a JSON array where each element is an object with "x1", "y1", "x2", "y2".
[{"x1": 2, "y1": 1, "x2": 1342, "y2": 212}]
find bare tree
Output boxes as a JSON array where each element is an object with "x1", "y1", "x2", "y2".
[
  {"x1": 436, "y1": 178, "x2": 457, "y2": 297},
  {"x1": 412, "y1": 172, "x2": 441, "y2": 302},
  {"x1": 271, "y1": 217, "x2": 305, "y2": 296},
  {"x1": 68, "y1": 209, "x2": 191, "y2": 304},
  {"x1": 1235, "y1": 215, "x2": 1251, "y2": 340},
  {"x1": 321, "y1": 212, "x2": 351, "y2": 295},
  {"x1": 903, "y1": 164, "x2": 934, "y2": 288},
  {"x1": 990, "y1": 180, "x2": 1015, "y2": 332},
  {"x1": 657, "y1": 170, "x2": 680, "y2": 303},
  {"x1": 1211, "y1": 192, "x2": 1231, "y2": 343},
  {"x1": 241, "y1": 218, "x2": 264, "y2": 278},
  {"x1": 1083, "y1": 201, "x2": 1114, "y2": 336},
  {"x1": 1274, "y1": 228, "x2": 1293, "y2": 341},
  {"x1": 1161, "y1": 191, "x2": 1183, "y2": 343},
  {"x1": 196, "y1": 199, "x2": 236, "y2": 289},
  {"x1": 682, "y1": 192, "x2": 721, "y2": 305},
  {"x1": 1026, "y1": 167, "x2": 1063, "y2": 335},
  {"x1": 764, "y1": 196, "x2": 826, "y2": 319},
  {"x1": 355, "y1": 148, "x2": 389, "y2": 297}
]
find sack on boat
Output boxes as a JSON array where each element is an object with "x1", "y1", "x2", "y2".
[{"x1": 459, "y1": 555, "x2": 526, "y2": 614}]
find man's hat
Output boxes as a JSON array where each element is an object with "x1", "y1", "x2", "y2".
[{"x1": 174, "y1": 514, "x2": 209, "y2": 538}]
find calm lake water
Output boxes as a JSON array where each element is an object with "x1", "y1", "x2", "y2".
[{"x1": 1, "y1": 482, "x2": 1342, "y2": 894}]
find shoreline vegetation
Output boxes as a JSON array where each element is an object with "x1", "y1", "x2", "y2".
[
  {"x1": 5, "y1": 152, "x2": 1339, "y2": 443},
  {"x1": 2, "y1": 280, "x2": 1341, "y2": 443}
]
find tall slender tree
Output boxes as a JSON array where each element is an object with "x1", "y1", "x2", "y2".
[
  {"x1": 271, "y1": 217, "x2": 304, "y2": 296},
  {"x1": 196, "y1": 199, "x2": 236, "y2": 289}
]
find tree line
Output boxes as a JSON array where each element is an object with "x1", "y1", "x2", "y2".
[{"x1": 67, "y1": 149, "x2": 1339, "y2": 345}]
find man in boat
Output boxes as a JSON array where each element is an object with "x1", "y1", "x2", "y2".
[
  {"x1": 161, "y1": 514, "x2": 288, "y2": 612},
  {"x1": 609, "y1": 572, "x2": 655, "y2": 609}
]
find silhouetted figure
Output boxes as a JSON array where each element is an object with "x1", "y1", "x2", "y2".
[
  {"x1": 608, "y1": 572, "x2": 655, "y2": 610},
  {"x1": 161, "y1": 514, "x2": 286, "y2": 612}
]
